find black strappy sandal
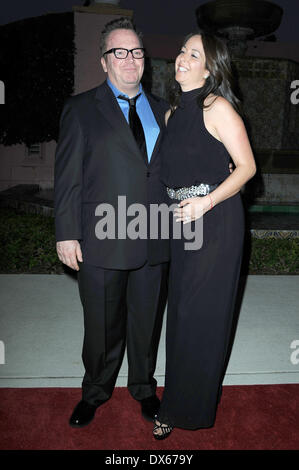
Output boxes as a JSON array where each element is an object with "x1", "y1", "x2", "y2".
[{"x1": 153, "y1": 416, "x2": 173, "y2": 440}]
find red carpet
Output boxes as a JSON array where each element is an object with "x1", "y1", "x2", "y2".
[{"x1": 0, "y1": 385, "x2": 298, "y2": 450}]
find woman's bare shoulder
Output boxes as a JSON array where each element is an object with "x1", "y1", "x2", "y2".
[{"x1": 204, "y1": 94, "x2": 232, "y2": 112}]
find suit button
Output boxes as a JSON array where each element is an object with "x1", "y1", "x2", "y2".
[{"x1": 146, "y1": 172, "x2": 150, "y2": 177}]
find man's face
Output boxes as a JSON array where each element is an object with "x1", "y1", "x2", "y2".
[{"x1": 101, "y1": 29, "x2": 144, "y2": 96}]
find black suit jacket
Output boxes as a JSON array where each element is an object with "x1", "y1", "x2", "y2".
[{"x1": 54, "y1": 81, "x2": 169, "y2": 269}]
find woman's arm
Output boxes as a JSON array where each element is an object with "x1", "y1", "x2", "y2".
[{"x1": 204, "y1": 96, "x2": 256, "y2": 206}]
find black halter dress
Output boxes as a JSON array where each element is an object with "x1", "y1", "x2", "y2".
[{"x1": 157, "y1": 88, "x2": 245, "y2": 429}]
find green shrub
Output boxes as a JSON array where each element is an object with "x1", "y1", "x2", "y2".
[
  {"x1": 0, "y1": 208, "x2": 63, "y2": 273},
  {"x1": 248, "y1": 238, "x2": 299, "y2": 274},
  {"x1": 0, "y1": 207, "x2": 298, "y2": 274}
]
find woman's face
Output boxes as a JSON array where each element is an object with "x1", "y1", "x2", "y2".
[{"x1": 175, "y1": 34, "x2": 209, "y2": 91}]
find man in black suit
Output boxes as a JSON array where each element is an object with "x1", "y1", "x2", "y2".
[{"x1": 54, "y1": 17, "x2": 169, "y2": 427}]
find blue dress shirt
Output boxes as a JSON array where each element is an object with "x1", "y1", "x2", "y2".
[{"x1": 107, "y1": 78, "x2": 160, "y2": 161}]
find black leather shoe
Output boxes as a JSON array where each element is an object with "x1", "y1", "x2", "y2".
[
  {"x1": 140, "y1": 395, "x2": 160, "y2": 422},
  {"x1": 69, "y1": 400, "x2": 99, "y2": 428}
]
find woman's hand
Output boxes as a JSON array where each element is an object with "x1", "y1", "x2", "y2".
[{"x1": 174, "y1": 195, "x2": 213, "y2": 224}]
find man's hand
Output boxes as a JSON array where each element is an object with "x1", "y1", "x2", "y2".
[{"x1": 56, "y1": 240, "x2": 83, "y2": 271}]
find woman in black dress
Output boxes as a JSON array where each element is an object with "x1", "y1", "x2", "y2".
[{"x1": 152, "y1": 32, "x2": 256, "y2": 439}]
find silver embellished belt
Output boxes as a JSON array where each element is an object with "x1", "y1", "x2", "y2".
[{"x1": 166, "y1": 183, "x2": 219, "y2": 201}]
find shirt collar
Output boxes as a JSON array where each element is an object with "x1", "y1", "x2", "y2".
[{"x1": 107, "y1": 78, "x2": 143, "y2": 99}]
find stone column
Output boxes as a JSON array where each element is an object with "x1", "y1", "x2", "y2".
[{"x1": 219, "y1": 26, "x2": 254, "y2": 57}]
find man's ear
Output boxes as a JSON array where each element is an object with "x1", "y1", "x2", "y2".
[{"x1": 101, "y1": 56, "x2": 107, "y2": 73}]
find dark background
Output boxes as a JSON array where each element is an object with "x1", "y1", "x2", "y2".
[{"x1": 0, "y1": 0, "x2": 298, "y2": 42}]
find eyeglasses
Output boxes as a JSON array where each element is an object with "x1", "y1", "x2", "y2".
[{"x1": 103, "y1": 48, "x2": 145, "y2": 59}]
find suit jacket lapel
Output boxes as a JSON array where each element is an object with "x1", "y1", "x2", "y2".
[
  {"x1": 95, "y1": 82, "x2": 146, "y2": 164},
  {"x1": 145, "y1": 92, "x2": 166, "y2": 166},
  {"x1": 94, "y1": 83, "x2": 166, "y2": 168}
]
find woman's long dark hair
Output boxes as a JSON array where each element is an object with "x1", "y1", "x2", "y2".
[{"x1": 170, "y1": 31, "x2": 242, "y2": 115}]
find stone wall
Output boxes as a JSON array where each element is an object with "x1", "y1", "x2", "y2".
[
  {"x1": 234, "y1": 57, "x2": 299, "y2": 151},
  {"x1": 0, "y1": 141, "x2": 55, "y2": 192}
]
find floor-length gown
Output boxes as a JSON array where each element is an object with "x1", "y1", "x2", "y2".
[{"x1": 157, "y1": 88, "x2": 245, "y2": 429}]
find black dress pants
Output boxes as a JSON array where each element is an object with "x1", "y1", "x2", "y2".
[{"x1": 77, "y1": 261, "x2": 168, "y2": 406}]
